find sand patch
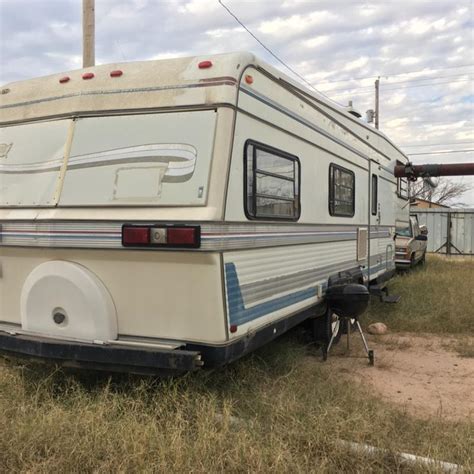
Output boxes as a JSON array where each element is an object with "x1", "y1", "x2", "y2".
[{"x1": 320, "y1": 333, "x2": 474, "y2": 421}]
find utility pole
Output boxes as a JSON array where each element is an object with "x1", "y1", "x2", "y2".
[
  {"x1": 82, "y1": 0, "x2": 95, "y2": 68},
  {"x1": 374, "y1": 77, "x2": 380, "y2": 129}
]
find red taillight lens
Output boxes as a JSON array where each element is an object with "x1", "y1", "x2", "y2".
[
  {"x1": 59, "y1": 76, "x2": 70, "y2": 84},
  {"x1": 110, "y1": 70, "x2": 123, "y2": 77},
  {"x1": 82, "y1": 72, "x2": 95, "y2": 80},
  {"x1": 167, "y1": 227, "x2": 198, "y2": 245},
  {"x1": 122, "y1": 225, "x2": 200, "y2": 248},
  {"x1": 122, "y1": 226, "x2": 149, "y2": 245}
]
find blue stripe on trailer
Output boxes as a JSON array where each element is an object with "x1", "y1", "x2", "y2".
[
  {"x1": 225, "y1": 262, "x2": 317, "y2": 326},
  {"x1": 225, "y1": 260, "x2": 394, "y2": 326}
]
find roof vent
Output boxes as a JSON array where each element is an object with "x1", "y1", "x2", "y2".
[{"x1": 346, "y1": 100, "x2": 362, "y2": 118}]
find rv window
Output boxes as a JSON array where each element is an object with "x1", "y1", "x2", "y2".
[
  {"x1": 397, "y1": 176, "x2": 409, "y2": 200},
  {"x1": 371, "y1": 174, "x2": 378, "y2": 216},
  {"x1": 329, "y1": 164, "x2": 355, "y2": 217},
  {"x1": 396, "y1": 160, "x2": 409, "y2": 200},
  {"x1": 245, "y1": 141, "x2": 300, "y2": 220}
]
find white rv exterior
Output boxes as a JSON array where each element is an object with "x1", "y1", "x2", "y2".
[{"x1": 0, "y1": 52, "x2": 409, "y2": 372}]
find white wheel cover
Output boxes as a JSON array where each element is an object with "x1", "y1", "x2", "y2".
[{"x1": 21, "y1": 261, "x2": 117, "y2": 342}]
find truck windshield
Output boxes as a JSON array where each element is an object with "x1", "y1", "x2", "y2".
[{"x1": 396, "y1": 225, "x2": 412, "y2": 237}]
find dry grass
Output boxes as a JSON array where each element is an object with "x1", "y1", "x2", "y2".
[
  {"x1": 442, "y1": 336, "x2": 474, "y2": 358},
  {"x1": 1, "y1": 345, "x2": 473, "y2": 473},
  {"x1": 0, "y1": 255, "x2": 473, "y2": 472},
  {"x1": 364, "y1": 256, "x2": 474, "y2": 335}
]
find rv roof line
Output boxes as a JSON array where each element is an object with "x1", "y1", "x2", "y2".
[
  {"x1": 275, "y1": 75, "x2": 409, "y2": 163},
  {"x1": 1, "y1": 51, "x2": 408, "y2": 164},
  {"x1": 0, "y1": 104, "x2": 227, "y2": 127}
]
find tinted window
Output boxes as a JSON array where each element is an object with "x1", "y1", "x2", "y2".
[
  {"x1": 371, "y1": 173, "x2": 378, "y2": 216},
  {"x1": 245, "y1": 142, "x2": 300, "y2": 220},
  {"x1": 329, "y1": 164, "x2": 355, "y2": 217}
]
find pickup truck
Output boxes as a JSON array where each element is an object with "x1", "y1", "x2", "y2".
[{"x1": 395, "y1": 216, "x2": 428, "y2": 269}]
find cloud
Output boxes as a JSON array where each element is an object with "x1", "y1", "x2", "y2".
[{"x1": 1, "y1": 0, "x2": 473, "y2": 204}]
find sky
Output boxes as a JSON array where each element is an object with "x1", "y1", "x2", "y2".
[{"x1": 0, "y1": 0, "x2": 473, "y2": 205}]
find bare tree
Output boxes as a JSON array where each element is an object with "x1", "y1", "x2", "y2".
[{"x1": 410, "y1": 178, "x2": 472, "y2": 207}]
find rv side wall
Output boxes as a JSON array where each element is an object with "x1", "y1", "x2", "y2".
[{"x1": 220, "y1": 68, "x2": 397, "y2": 338}]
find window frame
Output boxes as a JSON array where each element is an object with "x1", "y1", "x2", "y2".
[
  {"x1": 396, "y1": 160, "x2": 410, "y2": 200},
  {"x1": 243, "y1": 139, "x2": 301, "y2": 221},
  {"x1": 371, "y1": 173, "x2": 378, "y2": 216},
  {"x1": 328, "y1": 163, "x2": 356, "y2": 218}
]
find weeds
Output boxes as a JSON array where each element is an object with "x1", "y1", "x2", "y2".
[
  {"x1": 1, "y1": 336, "x2": 473, "y2": 472},
  {"x1": 364, "y1": 256, "x2": 474, "y2": 334},
  {"x1": 0, "y1": 256, "x2": 473, "y2": 472}
]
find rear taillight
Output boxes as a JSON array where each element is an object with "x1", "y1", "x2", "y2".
[
  {"x1": 122, "y1": 226, "x2": 150, "y2": 245},
  {"x1": 122, "y1": 225, "x2": 200, "y2": 248}
]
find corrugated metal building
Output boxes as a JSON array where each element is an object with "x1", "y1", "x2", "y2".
[{"x1": 412, "y1": 208, "x2": 474, "y2": 255}]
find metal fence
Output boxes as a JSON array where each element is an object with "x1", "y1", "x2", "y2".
[{"x1": 411, "y1": 208, "x2": 474, "y2": 255}]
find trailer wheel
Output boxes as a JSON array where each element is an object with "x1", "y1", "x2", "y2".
[
  {"x1": 420, "y1": 252, "x2": 426, "y2": 265},
  {"x1": 313, "y1": 308, "x2": 342, "y2": 345}
]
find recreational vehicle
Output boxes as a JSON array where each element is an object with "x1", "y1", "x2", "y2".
[{"x1": 0, "y1": 52, "x2": 409, "y2": 373}]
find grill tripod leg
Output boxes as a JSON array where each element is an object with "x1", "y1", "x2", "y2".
[
  {"x1": 355, "y1": 320, "x2": 375, "y2": 366},
  {"x1": 326, "y1": 322, "x2": 339, "y2": 354},
  {"x1": 323, "y1": 318, "x2": 374, "y2": 366}
]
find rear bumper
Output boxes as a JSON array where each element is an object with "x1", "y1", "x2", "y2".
[
  {"x1": 0, "y1": 331, "x2": 203, "y2": 375},
  {"x1": 0, "y1": 303, "x2": 324, "y2": 374}
]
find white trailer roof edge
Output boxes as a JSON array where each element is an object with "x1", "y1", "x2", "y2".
[{"x1": 1, "y1": 51, "x2": 408, "y2": 163}]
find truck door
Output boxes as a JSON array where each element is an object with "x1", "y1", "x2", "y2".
[
  {"x1": 371, "y1": 163, "x2": 394, "y2": 274},
  {"x1": 411, "y1": 216, "x2": 421, "y2": 259}
]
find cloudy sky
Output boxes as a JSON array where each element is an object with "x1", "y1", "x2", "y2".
[{"x1": 1, "y1": 0, "x2": 473, "y2": 204}]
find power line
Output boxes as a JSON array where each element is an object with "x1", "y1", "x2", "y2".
[
  {"x1": 318, "y1": 72, "x2": 474, "y2": 93},
  {"x1": 217, "y1": 0, "x2": 343, "y2": 106},
  {"x1": 381, "y1": 72, "x2": 473, "y2": 86},
  {"x1": 331, "y1": 78, "x2": 473, "y2": 97},
  {"x1": 316, "y1": 63, "x2": 474, "y2": 85},
  {"x1": 407, "y1": 149, "x2": 474, "y2": 156},
  {"x1": 327, "y1": 77, "x2": 472, "y2": 95},
  {"x1": 401, "y1": 141, "x2": 474, "y2": 148},
  {"x1": 217, "y1": 1, "x2": 318, "y2": 93}
]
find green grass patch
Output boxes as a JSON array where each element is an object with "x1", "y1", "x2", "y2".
[{"x1": 363, "y1": 256, "x2": 474, "y2": 334}]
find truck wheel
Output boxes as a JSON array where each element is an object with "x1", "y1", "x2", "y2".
[
  {"x1": 410, "y1": 253, "x2": 416, "y2": 268},
  {"x1": 313, "y1": 308, "x2": 342, "y2": 345}
]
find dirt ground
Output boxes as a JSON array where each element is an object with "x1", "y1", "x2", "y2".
[{"x1": 324, "y1": 332, "x2": 474, "y2": 421}]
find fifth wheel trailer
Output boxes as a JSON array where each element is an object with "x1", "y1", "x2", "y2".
[{"x1": 0, "y1": 52, "x2": 410, "y2": 373}]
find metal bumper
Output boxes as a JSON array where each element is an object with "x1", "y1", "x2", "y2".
[
  {"x1": 395, "y1": 257, "x2": 411, "y2": 268},
  {"x1": 0, "y1": 331, "x2": 203, "y2": 375}
]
